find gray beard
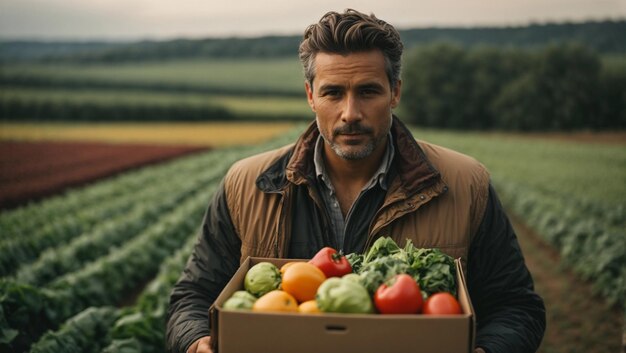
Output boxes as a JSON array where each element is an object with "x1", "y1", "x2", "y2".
[
  {"x1": 315, "y1": 116, "x2": 389, "y2": 161},
  {"x1": 324, "y1": 135, "x2": 376, "y2": 160}
]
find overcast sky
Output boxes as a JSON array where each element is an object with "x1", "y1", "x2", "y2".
[{"x1": 1, "y1": 0, "x2": 624, "y2": 41}]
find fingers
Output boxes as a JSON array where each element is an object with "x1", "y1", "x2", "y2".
[
  {"x1": 187, "y1": 336, "x2": 212, "y2": 353},
  {"x1": 196, "y1": 336, "x2": 213, "y2": 353}
]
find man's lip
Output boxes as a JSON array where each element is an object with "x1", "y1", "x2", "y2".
[{"x1": 338, "y1": 132, "x2": 367, "y2": 135}]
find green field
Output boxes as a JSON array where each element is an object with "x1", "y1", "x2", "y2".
[
  {"x1": 412, "y1": 129, "x2": 626, "y2": 207},
  {"x1": 1, "y1": 46, "x2": 625, "y2": 351},
  {"x1": 601, "y1": 53, "x2": 626, "y2": 74},
  {"x1": 2, "y1": 54, "x2": 624, "y2": 125},
  {"x1": 1, "y1": 125, "x2": 624, "y2": 353},
  {"x1": 412, "y1": 128, "x2": 625, "y2": 308},
  {"x1": 0, "y1": 58, "x2": 312, "y2": 121},
  {"x1": 0, "y1": 57, "x2": 305, "y2": 94},
  {"x1": 0, "y1": 86, "x2": 311, "y2": 119}
]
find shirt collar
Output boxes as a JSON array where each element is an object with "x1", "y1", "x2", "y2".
[{"x1": 314, "y1": 132, "x2": 395, "y2": 192}]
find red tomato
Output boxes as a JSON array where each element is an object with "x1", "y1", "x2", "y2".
[
  {"x1": 308, "y1": 247, "x2": 352, "y2": 278},
  {"x1": 423, "y1": 292, "x2": 462, "y2": 315},
  {"x1": 374, "y1": 274, "x2": 423, "y2": 314}
]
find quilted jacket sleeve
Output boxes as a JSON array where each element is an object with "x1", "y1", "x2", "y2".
[
  {"x1": 468, "y1": 184, "x2": 546, "y2": 353},
  {"x1": 166, "y1": 179, "x2": 241, "y2": 353}
]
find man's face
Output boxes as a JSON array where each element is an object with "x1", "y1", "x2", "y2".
[{"x1": 305, "y1": 50, "x2": 401, "y2": 161}]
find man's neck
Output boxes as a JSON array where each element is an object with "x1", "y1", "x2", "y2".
[{"x1": 323, "y1": 139, "x2": 387, "y2": 190}]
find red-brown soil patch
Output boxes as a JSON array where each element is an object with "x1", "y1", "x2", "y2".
[
  {"x1": 510, "y1": 213, "x2": 625, "y2": 353},
  {"x1": 0, "y1": 141, "x2": 210, "y2": 209}
]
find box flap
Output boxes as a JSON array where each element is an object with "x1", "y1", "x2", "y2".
[
  {"x1": 210, "y1": 256, "x2": 253, "y2": 352},
  {"x1": 208, "y1": 304, "x2": 218, "y2": 352},
  {"x1": 456, "y1": 258, "x2": 476, "y2": 351}
]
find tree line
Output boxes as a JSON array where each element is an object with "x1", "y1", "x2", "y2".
[
  {"x1": 401, "y1": 42, "x2": 625, "y2": 130},
  {"x1": 1, "y1": 20, "x2": 624, "y2": 63},
  {"x1": 0, "y1": 100, "x2": 306, "y2": 122}
]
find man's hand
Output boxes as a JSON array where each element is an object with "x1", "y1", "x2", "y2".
[{"x1": 187, "y1": 336, "x2": 212, "y2": 353}]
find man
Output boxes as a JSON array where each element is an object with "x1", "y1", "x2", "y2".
[{"x1": 167, "y1": 9, "x2": 545, "y2": 353}]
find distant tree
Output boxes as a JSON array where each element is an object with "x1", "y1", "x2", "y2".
[
  {"x1": 492, "y1": 43, "x2": 601, "y2": 130},
  {"x1": 401, "y1": 43, "x2": 532, "y2": 129},
  {"x1": 402, "y1": 42, "x2": 473, "y2": 128},
  {"x1": 465, "y1": 46, "x2": 532, "y2": 128},
  {"x1": 490, "y1": 73, "x2": 547, "y2": 130},
  {"x1": 597, "y1": 60, "x2": 626, "y2": 129}
]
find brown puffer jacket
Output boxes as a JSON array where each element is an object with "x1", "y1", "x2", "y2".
[
  {"x1": 167, "y1": 117, "x2": 545, "y2": 353},
  {"x1": 224, "y1": 117, "x2": 489, "y2": 265}
]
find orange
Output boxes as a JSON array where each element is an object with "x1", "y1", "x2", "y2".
[
  {"x1": 281, "y1": 262, "x2": 326, "y2": 303},
  {"x1": 280, "y1": 261, "x2": 298, "y2": 275},
  {"x1": 298, "y1": 300, "x2": 321, "y2": 314},
  {"x1": 252, "y1": 290, "x2": 299, "y2": 313}
]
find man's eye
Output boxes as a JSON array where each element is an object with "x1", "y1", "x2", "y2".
[
  {"x1": 322, "y1": 90, "x2": 341, "y2": 97},
  {"x1": 360, "y1": 88, "x2": 379, "y2": 96}
]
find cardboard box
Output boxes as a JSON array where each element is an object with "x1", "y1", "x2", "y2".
[{"x1": 209, "y1": 257, "x2": 475, "y2": 353}]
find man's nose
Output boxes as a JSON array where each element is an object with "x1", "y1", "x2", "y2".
[{"x1": 341, "y1": 93, "x2": 363, "y2": 123}]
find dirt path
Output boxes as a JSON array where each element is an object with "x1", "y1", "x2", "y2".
[{"x1": 510, "y1": 213, "x2": 624, "y2": 353}]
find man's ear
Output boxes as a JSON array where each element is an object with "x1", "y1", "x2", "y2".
[
  {"x1": 305, "y1": 81, "x2": 316, "y2": 112},
  {"x1": 391, "y1": 79, "x2": 402, "y2": 109}
]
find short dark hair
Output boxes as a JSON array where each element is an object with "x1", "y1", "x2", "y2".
[{"x1": 298, "y1": 9, "x2": 404, "y2": 88}]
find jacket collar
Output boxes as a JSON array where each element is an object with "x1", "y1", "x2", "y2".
[{"x1": 256, "y1": 116, "x2": 441, "y2": 195}]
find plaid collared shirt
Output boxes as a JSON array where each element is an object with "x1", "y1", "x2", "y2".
[{"x1": 313, "y1": 133, "x2": 395, "y2": 251}]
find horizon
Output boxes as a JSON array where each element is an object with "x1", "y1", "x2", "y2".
[
  {"x1": 1, "y1": 0, "x2": 625, "y2": 42},
  {"x1": 1, "y1": 17, "x2": 624, "y2": 43}
]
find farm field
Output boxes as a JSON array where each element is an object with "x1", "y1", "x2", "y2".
[
  {"x1": 3, "y1": 53, "x2": 622, "y2": 126},
  {"x1": 413, "y1": 128, "x2": 625, "y2": 306},
  {"x1": 0, "y1": 126, "x2": 303, "y2": 353},
  {"x1": 412, "y1": 128, "x2": 626, "y2": 206},
  {"x1": 0, "y1": 121, "x2": 296, "y2": 208},
  {"x1": 511, "y1": 215, "x2": 623, "y2": 352},
  {"x1": 0, "y1": 87, "x2": 311, "y2": 120},
  {"x1": 0, "y1": 58, "x2": 312, "y2": 122},
  {"x1": 0, "y1": 121, "x2": 296, "y2": 146},
  {"x1": 0, "y1": 123, "x2": 624, "y2": 353},
  {"x1": 0, "y1": 58, "x2": 305, "y2": 95},
  {"x1": 0, "y1": 141, "x2": 210, "y2": 209},
  {"x1": 411, "y1": 128, "x2": 626, "y2": 352}
]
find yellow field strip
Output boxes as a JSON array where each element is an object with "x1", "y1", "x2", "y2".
[{"x1": 0, "y1": 122, "x2": 299, "y2": 147}]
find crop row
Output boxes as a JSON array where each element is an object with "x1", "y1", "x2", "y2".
[
  {"x1": 12, "y1": 160, "x2": 226, "y2": 286},
  {"x1": 28, "y1": 307, "x2": 120, "y2": 353},
  {"x1": 29, "y1": 169, "x2": 621, "y2": 353},
  {"x1": 409, "y1": 127, "x2": 625, "y2": 309},
  {"x1": 493, "y1": 177, "x2": 626, "y2": 308},
  {"x1": 0, "y1": 149, "x2": 232, "y2": 277},
  {"x1": 0, "y1": 122, "x2": 296, "y2": 150},
  {"x1": 0, "y1": 146, "x2": 226, "y2": 240},
  {"x1": 1, "y1": 186, "x2": 211, "y2": 352},
  {"x1": 27, "y1": 233, "x2": 197, "y2": 353},
  {"x1": 0, "y1": 87, "x2": 311, "y2": 119},
  {"x1": 101, "y1": 232, "x2": 199, "y2": 353},
  {"x1": 0, "y1": 58, "x2": 305, "y2": 96},
  {"x1": 0, "y1": 127, "x2": 304, "y2": 353}
]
